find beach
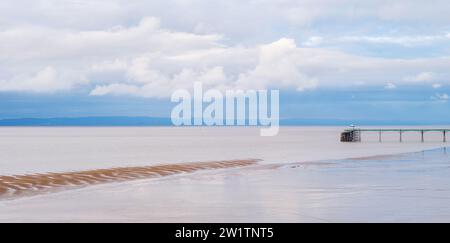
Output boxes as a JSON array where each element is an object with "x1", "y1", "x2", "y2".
[{"x1": 0, "y1": 126, "x2": 449, "y2": 222}]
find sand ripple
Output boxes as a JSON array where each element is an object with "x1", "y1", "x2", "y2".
[{"x1": 0, "y1": 159, "x2": 259, "y2": 199}]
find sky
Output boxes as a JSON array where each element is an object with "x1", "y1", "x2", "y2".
[{"x1": 1, "y1": 0, "x2": 450, "y2": 124}]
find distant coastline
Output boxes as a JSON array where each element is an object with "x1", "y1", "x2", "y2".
[
  {"x1": 0, "y1": 117, "x2": 172, "y2": 126},
  {"x1": 0, "y1": 117, "x2": 450, "y2": 126}
]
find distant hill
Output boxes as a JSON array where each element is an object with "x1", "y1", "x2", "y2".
[
  {"x1": 0, "y1": 117, "x2": 446, "y2": 126},
  {"x1": 0, "y1": 117, "x2": 173, "y2": 126}
]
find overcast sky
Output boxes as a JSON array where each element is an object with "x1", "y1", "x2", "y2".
[{"x1": 1, "y1": 0, "x2": 450, "y2": 122}]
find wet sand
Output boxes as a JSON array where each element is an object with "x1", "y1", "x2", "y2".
[
  {"x1": 2, "y1": 148, "x2": 450, "y2": 223},
  {"x1": 0, "y1": 159, "x2": 259, "y2": 199}
]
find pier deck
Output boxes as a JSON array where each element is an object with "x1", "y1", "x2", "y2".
[{"x1": 341, "y1": 128, "x2": 450, "y2": 143}]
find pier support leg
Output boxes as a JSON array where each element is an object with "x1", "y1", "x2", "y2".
[
  {"x1": 444, "y1": 131, "x2": 447, "y2": 143},
  {"x1": 400, "y1": 131, "x2": 403, "y2": 143},
  {"x1": 421, "y1": 130, "x2": 424, "y2": 143},
  {"x1": 379, "y1": 130, "x2": 382, "y2": 143}
]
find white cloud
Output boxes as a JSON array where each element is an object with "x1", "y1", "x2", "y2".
[
  {"x1": 234, "y1": 39, "x2": 319, "y2": 91},
  {"x1": 301, "y1": 33, "x2": 450, "y2": 48},
  {"x1": 432, "y1": 83, "x2": 442, "y2": 89},
  {"x1": 303, "y1": 36, "x2": 324, "y2": 47},
  {"x1": 1, "y1": 1, "x2": 450, "y2": 97},
  {"x1": 90, "y1": 39, "x2": 320, "y2": 97},
  {"x1": 2, "y1": 16, "x2": 450, "y2": 97},
  {"x1": 0, "y1": 17, "x2": 224, "y2": 93},
  {"x1": 86, "y1": 34, "x2": 450, "y2": 98},
  {"x1": 2, "y1": 1, "x2": 450, "y2": 41},
  {"x1": 404, "y1": 72, "x2": 435, "y2": 83},
  {"x1": 431, "y1": 93, "x2": 449, "y2": 101},
  {"x1": 384, "y1": 82, "x2": 397, "y2": 90},
  {"x1": 90, "y1": 83, "x2": 140, "y2": 96},
  {"x1": 0, "y1": 66, "x2": 84, "y2": 92},
  {"x1": 338, "y1": 34, "x2": 450, "y2": 47}
]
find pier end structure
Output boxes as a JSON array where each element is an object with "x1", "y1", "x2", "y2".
[{"x1": 340, "y1": 129, "x2": 361, "y2": 142}]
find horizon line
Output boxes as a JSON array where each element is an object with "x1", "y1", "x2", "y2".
[{"x1": 0, "y1": 116, "x2": 450, "y2": 127}]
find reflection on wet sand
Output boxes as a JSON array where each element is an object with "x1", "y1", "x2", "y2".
[
  {"x1": 347, "y1": 154, "x2": 400, "y2": 161},
  {"x1": 0, "y1": 159, "x2": 260, "y2": 199}
]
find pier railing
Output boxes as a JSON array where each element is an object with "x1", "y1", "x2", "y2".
[{"x1": 341, "y1": 129, "x2": 450, "y2": 143}]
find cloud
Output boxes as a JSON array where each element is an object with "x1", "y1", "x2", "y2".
[
  {"x1": 91, "y1": 66, "x2": 231, "y2": 98},
  {"x1": 404, "y1": 72, "x2": 435, "y2": 83},
  {"x1": 90, "y1": 39, "x2": 320, "y2": 97},
  {"x1": 1, "y1": 1, "x2": 450, "y2": 97},
  {"x1": 432, "y1": 83, "x2": 442, "y2": 89},
  {"x1": 384, "y1": 82, "x2": 397, "y2": 90},
  {"x1": 0, "y1": 17, "x2": 222, "y2": 62},
  {"x1": 0, "y1": 17, "x2": 224, "y2": 94},
  {"x1": 2, "y1": 14, "x2": 450, "y2": 97},
  {"x1": 234, "y1": 39, "x2": 319, "y2": 91},
  {"x1": 303, "y1": 36, "x2": 324, "y2": 47},
  {"x1": 307, "y1": 32, "x2": 450, "y2": 48},
  {"x1": 90, "y1": 83, "x2": 140, "y2": 96},
  {"x1": 337, "y1": 34, "x2": 450, "y2": 47},
  {"x1": 2, "y1": 1, "x2": 450, "y2": 40},
  {"x1": 0, "y1": 66, "x2": 84, "y2": 92},
  {"x1": 87, "y1": 35, "x2": 450, "y2": 98},
  {"x1": 431, "y1": 93, "x2": 449, "y2": 101}
]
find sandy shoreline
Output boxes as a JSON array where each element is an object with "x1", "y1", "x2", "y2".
[
  {"x1": 0, "y1": 147, "x2": 435, "y2": 201},
  {"x1": 0, "y1": 159, "x2": 259, "y2": 200}
]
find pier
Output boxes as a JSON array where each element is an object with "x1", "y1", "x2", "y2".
[{"x1": 341, "y1": 128, "x2": 450, "y2": 143}]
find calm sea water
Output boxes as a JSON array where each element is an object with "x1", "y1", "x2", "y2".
[{"x1": 0, "y1": 126, "x2": 445, "y2": 175}]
